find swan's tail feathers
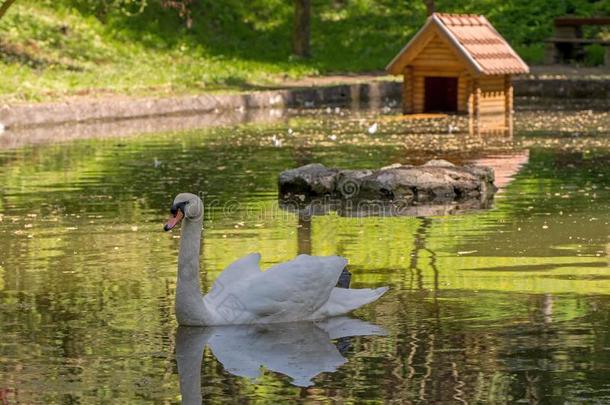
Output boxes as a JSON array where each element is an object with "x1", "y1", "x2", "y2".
[
  {"x1": 319, "y1": 286, "x2": 389, "y2": 317},
  {"x1": 316, "y1": 316, "x2": 388, "y2": 339}
]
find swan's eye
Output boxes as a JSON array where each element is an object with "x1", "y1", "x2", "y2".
[{"x1": 170, "y1": 201, "x2": 187, "y2": 216}]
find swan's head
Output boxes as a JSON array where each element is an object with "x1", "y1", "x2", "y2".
[{"x1": 164, "y1": 193, "x2": 203, "y2": 231}]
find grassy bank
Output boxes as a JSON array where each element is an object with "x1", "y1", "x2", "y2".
[
  {"x1": 1, "y1": 0, "x2": 608, "y2": 103},
  {"x1": 0, "y1": 2, "x2": 315, "y2": 103}
]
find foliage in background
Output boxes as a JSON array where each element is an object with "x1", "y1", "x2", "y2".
[
  {"x1": 1, "y1": 0, "x2": 610, "y2": 101},
  {"x1": 585, "y1": 43, "x2": 607, "y2": 65}
]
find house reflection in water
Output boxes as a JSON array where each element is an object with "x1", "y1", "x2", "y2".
[{"x1": 471, "y1": 149, "x2": 530, "y2": 190}]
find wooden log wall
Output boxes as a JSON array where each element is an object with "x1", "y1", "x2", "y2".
[
  {"x1": 477, "y1": 75, "x2": 507, "y2": 129},
  {"x1": 411, "y1": 36, "x2": 464, "y2": 70},
  {"x1": 469, "y1": 78, "x2": 480, "y2": 135},
  {"x1": 504, "y1": 75, "x2": 513, "y2": 133},
  {"x1": 402, "y1": 67, "x2": 414, "y2": 114},
  {"x1": 458, "y1": 74, "x2": 470, "y2": 113},
  {"x1": 479, "y1": 76, "x2": 506, "y2": 110}
]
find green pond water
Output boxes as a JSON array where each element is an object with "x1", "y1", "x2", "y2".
[{"x1": 0, "y1": 107, "x2": 609, "y2": 403}]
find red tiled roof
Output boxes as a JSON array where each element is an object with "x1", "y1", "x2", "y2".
[{"x1": 433, "y1": 13, "x2": 529, "y2": 75}]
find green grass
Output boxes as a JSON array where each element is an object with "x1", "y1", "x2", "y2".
[
  {"x1": 585, "y1": 43, "x2": 607, "y2": 66},
  {"x1": 1, "y1": 0, "x2": 609, "y2": 103},
  {"x1": 0, "y1": 2, "x2": 315, "y2": 102}
]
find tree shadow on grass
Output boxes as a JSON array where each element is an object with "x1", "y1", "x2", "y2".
[
  {"x1": 97, "y1": 1, "x2": 428, "y2": 73},
  {"x1": 0, "y1": 40, "x2": 84, "y2": 72},
  {"x1": 0, "y1": 40, "x2": 51, "y2": 69}
]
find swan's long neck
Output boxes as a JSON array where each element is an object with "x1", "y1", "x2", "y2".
[{"x1": 176, "y1": 217, "x2": 209, "y2": 325}]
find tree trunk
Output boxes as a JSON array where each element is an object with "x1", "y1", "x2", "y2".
[
  {"x1": 293, "y1": 0, "x2": 311, "y2": 58},
  {"x1": 0, "y1": 0, "x2": 18, "y2": 21},
  {"x1": 423, "y1": 0, "x2": 435, "y2": 16}
]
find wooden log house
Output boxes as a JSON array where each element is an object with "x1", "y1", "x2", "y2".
[{"x1": 386, "y1": 13, "x2": 529, "y2": 133}]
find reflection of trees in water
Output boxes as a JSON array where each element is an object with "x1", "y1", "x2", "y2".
[
  {"x1": 287, "y1": 213, "x2": 606, "y2": 402},
  {"x1": 297, "y1": 215, "x2": 312, "y2": 255},
  {"x1": 380, "y1": 283, "x2": 608, "y2": 402},
  {"x1": 408, "y1": 217, "x2": 438, "y2": 292},
  {"x1": 383, "y1": 217, "x2": 571, "y2": 403}
]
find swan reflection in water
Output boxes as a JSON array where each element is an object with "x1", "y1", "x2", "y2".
[{"x1": 176, "y1": 317, "x2": 386, "y2": 404}]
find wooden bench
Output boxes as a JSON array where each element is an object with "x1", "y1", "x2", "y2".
[{"x1": 544, "y1": 17, "x2": 610, "y2": 66}]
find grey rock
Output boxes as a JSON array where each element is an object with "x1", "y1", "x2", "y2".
[
  {"x1": 422, "y1": 159, "x2": 454, "y2": 167},
  {"x1": 278, "y1": 163, "x2": 338, "y2": 196},
  {"x1": 336, "y1": 169, "x2": 374, "y2": 199},
  {"x1": 380, "y1": 163, "x2": 404, "y2": 170},
  {"x1": 279, "y1": 160, "x2": 496, "y2": 205}
]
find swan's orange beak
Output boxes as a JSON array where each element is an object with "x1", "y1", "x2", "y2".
[{"x1": 164, "y1": 210, "x2": 184, "y2": 232}]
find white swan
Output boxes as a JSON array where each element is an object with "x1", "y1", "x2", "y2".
[{"x1": 164, "y1": 193, "x2": 389, "y2": 326}]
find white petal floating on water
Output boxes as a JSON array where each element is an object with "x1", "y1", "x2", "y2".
[{"x1": 367, "y1": 122, "x2": 378, "y2": 134}]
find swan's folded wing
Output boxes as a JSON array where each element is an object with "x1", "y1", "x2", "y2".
[
  {"x1": 207, "y1": 253, "x2": 261, "y2": 300},
  {"x1": 241, "y1": 255, "x2": 347, "y2": 320}
]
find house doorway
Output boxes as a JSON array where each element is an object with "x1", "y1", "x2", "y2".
[{"x1": 424, "y1": 77, "x2": 458, "y2": 112}]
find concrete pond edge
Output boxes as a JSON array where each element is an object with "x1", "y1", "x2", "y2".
[{"x1": 1, "y1": 76, "x2": 610, "y2": 130}]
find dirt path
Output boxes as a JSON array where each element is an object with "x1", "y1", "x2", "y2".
[
  {"x1": 274, "y1": 65, "x2": 610, "y2": 88},
  {"x1": 275, "y1": 71, "x2": 396, "y2": 88}
]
